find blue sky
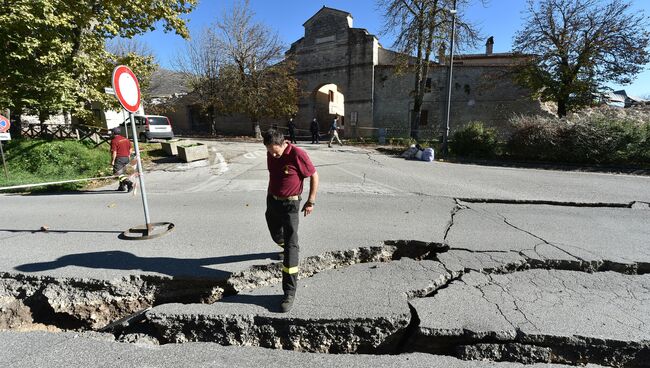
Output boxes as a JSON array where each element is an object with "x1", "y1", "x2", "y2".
[{"x1": 134, "y1": 0, "x2": 650, "y2": 97}]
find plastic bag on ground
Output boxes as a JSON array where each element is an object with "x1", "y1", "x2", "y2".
[
  {"x1": 421, "y1": 148, "x2": 434, "y2": 162},
  {"x1": 401, "y1": 145, "x2": 419, "y2": 159}
]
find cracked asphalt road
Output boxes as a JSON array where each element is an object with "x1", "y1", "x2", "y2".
[{"x1": 1, "y1": 141, "x2": 649, "y2": 366}]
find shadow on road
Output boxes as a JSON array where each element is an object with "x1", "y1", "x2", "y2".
[
  {"x1": 18, "y1": 189, "x2": 124, "y2": 196},
  {"x1": 14, "y1": 250, "x2": 277, "y2": 279},
  {"x1": 152, "y1": 156, "x2": 183, "y2": 164},
  {"x1": 218, "y1": 294, "x2": 284, "y2": 313},
  {"x1": 0, "y1": 228, "x2": 123, "y2": 234}
]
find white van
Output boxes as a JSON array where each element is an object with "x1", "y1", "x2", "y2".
[{"x1": 120, "y1": 115, "x2": 174, "y2": 142}]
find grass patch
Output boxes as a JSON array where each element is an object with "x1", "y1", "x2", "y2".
[
  {"x1": 137, "y1": 144, "x2": 166, "y2": 164},
  {"x1": 0, "y1": 139, "x2": 112, "y2": 191}
]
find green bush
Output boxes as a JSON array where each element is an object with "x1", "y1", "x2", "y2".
[
  {"x1": 0, "y1": 139, "x2": 110, "y2": 190},
  {"x1": 507, "y1": 112, "x2": 650, "y2": 164},
  {"x1": 450, "y1": 122, "x2": 498, "y2": 158}
]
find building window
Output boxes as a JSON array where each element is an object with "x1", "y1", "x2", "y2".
[
  {"x1": 329, "y1": 90, "x2": 334, "y2": 102},
  {"x1": 350, "y1": 111, "x2": 358, "y2": 126},
  {"x1": 425, "y1": 78, "x2": 432, "y2": 93}
]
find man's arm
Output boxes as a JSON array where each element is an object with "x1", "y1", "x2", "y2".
[
  {"x1": 111, "y1": 150, "x2": 117, "y2": 166},
  {"x1": 302, "y1": 171, "x2": 319, "y2": 217}
]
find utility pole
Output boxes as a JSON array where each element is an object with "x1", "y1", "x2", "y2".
[{"x1": 442, "y1": 0, "x2": 457, "y2": 157}]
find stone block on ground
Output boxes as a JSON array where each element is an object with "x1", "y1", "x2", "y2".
[{"x1": 178, "y1": 143, "x2": 209, "y2": 162}]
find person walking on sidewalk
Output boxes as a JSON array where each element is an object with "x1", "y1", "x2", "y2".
[
  {"x1": 263, "y1": 129, "x2": 319, "y2": 313},
  {"x1": 287, "y1": 117, "x2": 297, "y2": 144},
  {"x1": 328, "y1": 115, "x2": 343, "y2": 148},
  {"x1": 310, "y1": 118, "x2": 320, "y2": 144},
  {"x1": 110, "y1": 127, "x2": 134, "y2": 192}
]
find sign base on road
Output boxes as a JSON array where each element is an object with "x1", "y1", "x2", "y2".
[{"x1": 120, "y1": 222, "x2": 175, "y2": 240}]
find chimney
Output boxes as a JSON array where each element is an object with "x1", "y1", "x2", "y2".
[
  {"x1": 438, "y1": 43, "x2": 447, "y2": 65},
  {"x1": 485, "y1": 36, "x2": 494, "y2": 56}
]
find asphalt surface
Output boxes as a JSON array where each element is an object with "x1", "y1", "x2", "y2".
[
  {"x1": 0, "y1": 331, "x2": 606, "y2": 368},
  {"x1": 1, "y1": 140, "x2": 649, "y2": 366}
]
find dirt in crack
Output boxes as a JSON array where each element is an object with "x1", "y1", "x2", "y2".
[
  {"x1": 2, "y1": 241, "x2": 648, "y2": 368},
  {"x1": 0, "y1": 240, "x2": 442, "y2": 342}
]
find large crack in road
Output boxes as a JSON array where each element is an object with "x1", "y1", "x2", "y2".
[{"x1": 1, "y1": 199, "x2": 649, "y2": 367}]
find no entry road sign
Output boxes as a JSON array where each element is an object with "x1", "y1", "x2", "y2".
[
  {"x1": 0, "y1": 115, "x2": 10, "y2": 133},
  {"x1": 111, "y1": 66, "x2": 141, "y2": 113}
]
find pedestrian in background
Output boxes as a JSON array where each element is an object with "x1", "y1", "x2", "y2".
[
  {"x1": 263, "y1": 129, "x2": 319, "y2": 312},
  {"x1": 287, "y1": 117, "x2": 297, "y2": 144},
  {"x1": 310, "y1": 118, "x2": 319, "y2": 144},
  {"x1": 110, "y1": 127, "x2": 134, "y2": 192},
  {"x1": 328, "y1": 115, "x2": 343, "y2": 148}
]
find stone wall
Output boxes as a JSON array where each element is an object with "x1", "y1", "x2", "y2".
[{"x1": 373, "y1": 64, "x2": 549, "y2": 139}]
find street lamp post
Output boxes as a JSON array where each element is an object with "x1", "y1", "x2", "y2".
[{"x1": 442, "y1": 0, "x2": 457, "y2": 157}]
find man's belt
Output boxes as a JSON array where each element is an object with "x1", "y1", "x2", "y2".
[{"x1": 272, "y1": 195, "x2": 301, "y2": 201}]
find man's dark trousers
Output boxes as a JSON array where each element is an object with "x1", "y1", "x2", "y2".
[
  {"x1": 113, "y1": 156, "x2": 132, "y2": 190},
  {"x1": 265, "y1": 195, "x2": 300, "y2": 296}
]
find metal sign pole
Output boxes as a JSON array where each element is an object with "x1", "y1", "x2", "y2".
[
  {"x1": 129, "y1": 112, "x2": 152, "y2": 233},
  {"x1": 122, "y1": 109, "x2": 129, "y2": 140},
  {"x1": 0, "y1": 141, "x2": 7, "y2": 179}
]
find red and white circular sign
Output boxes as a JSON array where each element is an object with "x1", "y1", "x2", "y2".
[
  {"x1": 112, "y1": 65, "x2": 141, "y2": 113},
  {"x1": 0, "y1": 115, "x2": 9, "y2": 133}
]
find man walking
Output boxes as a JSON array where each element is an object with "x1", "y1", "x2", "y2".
[
  {"x1": 328, "y1": 115, "x2": 343, "y2": 148},
  {"x1": 263, "y1": 129, "x2": 319, "y2": 313},
  {"x1": 110, "y1": 127, "x2": 134, "y2": 192},
  {"x1": 287, "y1": 117, "x2": 297, "y2": 144},
  {"x1": 310, "y1": 118, "x2": 319, "y2": 144}
]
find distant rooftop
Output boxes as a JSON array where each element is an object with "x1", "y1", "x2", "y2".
[{"x1": 146, "y1": 68, "x2": 190, "y2": 97}]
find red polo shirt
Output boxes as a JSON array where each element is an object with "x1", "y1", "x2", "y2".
[
  {"x1": 111, "y1": 135, "x2": 131, "y2": 158},
  {"x1": 267, "y1": 144, "x2": 316, "y2": 197}
]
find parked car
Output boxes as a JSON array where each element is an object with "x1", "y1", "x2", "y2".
[{"x1": 119, "y1": 115, "x2": 174, "y2": 142}]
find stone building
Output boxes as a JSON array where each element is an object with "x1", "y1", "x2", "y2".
[
  {"x1": 287, "y1": 7, "x2": 547, "y2": 139},
  {"x1": 167, "y1": 6, "x2": 547, "y2": 138}
]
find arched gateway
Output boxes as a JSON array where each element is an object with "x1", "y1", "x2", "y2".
[{"x1": 288, "y1": 7, "x2": 377, "y2": 138}]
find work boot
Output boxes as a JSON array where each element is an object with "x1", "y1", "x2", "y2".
[
  {"x1": 116, "y1": 184, "x2": 126, "y2": 192},
  {"x1": 328, "y1": 143, "x2": 332, "y2": 148},
  {"x1": 280, "y1": 294, "x2": 295, "y2": 313},
  {"x1": 126, "y1": 181, "x2": 134, "y2": 193}
]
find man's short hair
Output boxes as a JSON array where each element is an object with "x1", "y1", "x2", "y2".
[
  {"x1": 263, "y1": 129, "x2": 285, "y2": 146},
  {"x1": 111, "y1": 127, "x2": 121, "y2": 135}
]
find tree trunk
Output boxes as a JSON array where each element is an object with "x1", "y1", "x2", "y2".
[
  {"x1": 411, "y1": 16, "x2": 425, "y2": 140},
  {"x1": 9, "y1": 111, "x2": 22, "y2": 138},
  {"x1": 39, "y1": 111, "x2": 48, "y2": 138},
  {"x1": 557, "y1": 98, "x2": 567, "y2": 118},
  {"x1": 211, "y1": 105, "x2": 217, "y2": 136}
]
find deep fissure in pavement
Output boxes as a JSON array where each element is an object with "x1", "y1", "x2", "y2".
[
  {"x1": 2, "y1": 236, "x2": 648, "y2": 366},
  {"x1": 0, "y1": 241, "x2": 437, "y2": 336}
]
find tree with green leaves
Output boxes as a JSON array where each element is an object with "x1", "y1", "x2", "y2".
[
  {"x1": 513, "y1": 0, "x2": 650, "y2": 117},
  {"x1": 0, "y1": 0, "x2": 196, "y2": 136},
  {"x1": 378, "y1": 0, "x2": 481, "y2": 139}
]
